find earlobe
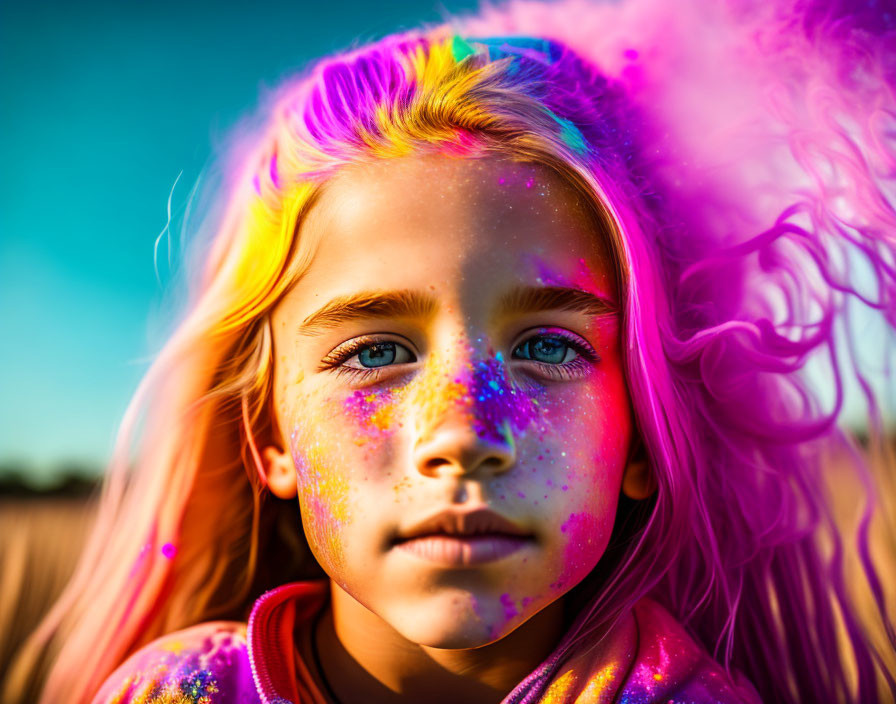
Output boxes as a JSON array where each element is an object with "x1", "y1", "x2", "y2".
[
  {"x1": 622, "y1": 440, "x2": 655, "y2": 500},
  {"x1": 261, "y1": 445, "x2": 298, "y2": 499}
]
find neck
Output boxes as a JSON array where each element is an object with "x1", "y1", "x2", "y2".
[{"x1": 313, "y1": 581, "x2": 566, "y2": 704}]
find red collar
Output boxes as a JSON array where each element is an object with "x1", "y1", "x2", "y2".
[{"x1": 247, "y1": 580, "x2": 329, "y2": 704}]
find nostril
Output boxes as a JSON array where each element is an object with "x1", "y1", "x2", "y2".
[
  {"x1": 424, "y1": 457, "x2": 449, "y2": 471},
  {"x1": 421, "y1": 457, "x2": 462, "y2": 476},
  {"x1": 481, "y1": 456, "x2": 511, "y2": 473}
]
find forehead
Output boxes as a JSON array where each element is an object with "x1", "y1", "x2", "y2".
[{"x1": 286, "y1": 154, "x2": 615, "y2": 313}]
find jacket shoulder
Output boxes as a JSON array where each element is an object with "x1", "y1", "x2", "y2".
[
  {"x1": 91, "y1": 621, "x2": 262, "y2": 704},
  {"x1": 623, "y1": 598, "x2": 762, "y2": 704}
]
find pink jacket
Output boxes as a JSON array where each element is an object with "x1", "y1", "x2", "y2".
[{"x1": 93, "y1": 581, "x2": 761, "y2": 703}]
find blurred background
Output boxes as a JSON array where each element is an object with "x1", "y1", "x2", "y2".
[{"x1": 1, "y1": 0, "x2": 893, "y2": 695}]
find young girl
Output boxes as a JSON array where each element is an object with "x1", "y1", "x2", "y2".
[{"x1": 7, "y1": 0, "x2": 895, "y2": 702}]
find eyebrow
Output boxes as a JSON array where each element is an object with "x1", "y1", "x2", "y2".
[
  {"x1": 298, "y1": 285, "x2": 616, "y2": 336},
  {"x1": 299, "y1": 289, "x2": 438, "y2": 336},
  {"x1": 496, "y1": 285, "x2": 617, "y2": 320}
]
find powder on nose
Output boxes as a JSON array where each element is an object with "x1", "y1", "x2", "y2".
[{"x1": 470, "y1": 351, "x2": 544, "y2": 445}]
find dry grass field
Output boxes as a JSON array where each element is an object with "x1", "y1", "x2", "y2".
[
  {"x1": 0, "y1": 439, "x2": 893, "y2": 702},
  {"x1": 0, "y1": 482, "x2": 98, "y2": 703}
]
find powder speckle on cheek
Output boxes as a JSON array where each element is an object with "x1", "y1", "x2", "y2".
[
  {"x1": 290, "y1": 432, "x2": 351, "y2": 573},
  {"x1": 342, "y1": 387, "x2": 405, "y2": 443},
  {"x1": 499, "y1": 592, "x2": 519, "y2": 621},
  {"x1": 551, "y1": 511, "x2": 606, "y2": 592},
  {"x1": 392, "y1": 475, "x2": 413, "y2": 501}
]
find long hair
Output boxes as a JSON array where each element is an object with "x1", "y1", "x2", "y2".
[{"x1": 7, "y1": 1, "x2": 894, "y2": 702}]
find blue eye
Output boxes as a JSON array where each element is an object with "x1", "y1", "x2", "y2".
[
  {"x1": 356, "y1": 342, "x2": 399, "y2": 367},
  {"x1": 513, "y1": 335, "x2": 578, "y2": 364},
  {"x1": 343, "y1": 340, "x2": 416, "y2": 369}
]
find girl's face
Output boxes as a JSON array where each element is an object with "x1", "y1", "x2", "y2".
[{"x1": 267, "y1": 154, "x2": 636, "y2": 648}]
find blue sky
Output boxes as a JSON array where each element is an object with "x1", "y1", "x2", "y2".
[
  {"x1": 1, "y1": 0, "x2": 892, "y2": 485},
  {"x1": 0, "y1": 0, "x2": 479, "y2": 483}
]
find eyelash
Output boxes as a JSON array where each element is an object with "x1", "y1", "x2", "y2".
[
  {"x1": 317, "y1": 335, "x2": 409, "y2": 383},
  {"x1": 317, "y1": 329, "x2": 599, "y2": 384},
  {"x1": 514, "y1": 327, "x2": 599, "y2": 381}
]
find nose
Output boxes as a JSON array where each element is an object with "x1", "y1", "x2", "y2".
[{"x1": 413, "y1": 422, "x2": 516, "y2": 479}]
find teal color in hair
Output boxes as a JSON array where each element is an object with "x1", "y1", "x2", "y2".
[
  {"x1": 548, "y1": 112, "x2": 588, "y2": 155},
  {"x1": 451, "y1": 35, "x2": 476, "y2": 62},
  {"x1": 476, "y1": 36, "x2": 558, "y2": 64}
]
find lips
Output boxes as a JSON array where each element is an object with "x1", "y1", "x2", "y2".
[{"x1": 392, "y1": 507, "x2": 534, "y2": 566}]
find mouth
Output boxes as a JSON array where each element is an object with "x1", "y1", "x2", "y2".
[
  {"x1": 393, "y1": 533, "x2": 533, "y2": 566},
  {"x1": 391, "y1": 507, "x2": 535, "y2": 566}
]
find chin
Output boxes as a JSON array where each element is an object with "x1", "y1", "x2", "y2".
[
  {"x1": 397, "y1": 620, "x2": 500, "y2": 650},
  {"x1": 386, "y1": 592, "x2": 524, "y2": 649}
]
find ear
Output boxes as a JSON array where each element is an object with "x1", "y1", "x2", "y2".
[
  {"x1": 260, "y1": 444, "x2": 298, "y2": 499},
  {"x1": 243, "y1": 394, "x2": 298, "y2": 499},
  {"x1": 622, "y1": 437, "x2": 655, "y2": 500}
]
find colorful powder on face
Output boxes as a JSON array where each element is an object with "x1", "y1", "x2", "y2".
[
  {"x1": 409, "y1": 347, "x2": 476, "y2": 434},
  {"x1": 499, "y1": 592, "x2": 519, "y2": 621},
  {"x1": 291, "y1": 434, "x2": 351, "y2": 572},
  {"x1": 529, "y1": 255, "x2": 616, "y2": 308},
  {"x1": 392, "y1": 475, "x2": 413, "y2": 501},
  {"x1": 469, "y1": 350, "x2": 545, "y2": 445},
  {"x1": 342, "y1": 387, "x2": 403, "y2": 443},
  {"x1": 551, "y1": 511, "x2": 604, "y2": 591}
]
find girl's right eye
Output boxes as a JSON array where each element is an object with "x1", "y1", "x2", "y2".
[
  {"x1": 318, "y1": 336, "x2": 417, "y2": 380},
  {"x1": 345, "y1": 341, "x2": 416, "y2": 369}
]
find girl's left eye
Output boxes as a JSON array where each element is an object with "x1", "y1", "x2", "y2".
[
  {"x1": 511, "y1": 330, "x2": 599, "y2": 381},
  {"x1": 513, "y1": 336, "x2": 579, "y2": 364}
]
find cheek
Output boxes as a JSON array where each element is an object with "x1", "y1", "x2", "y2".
[
  {"x1": 341, "y1": 385, "x2": 403, "y2": 445},
  {"x1": 548, "y1": 492, "x2": 620, "y2": 593},
  {"x1": 519, "y1": 366, "x2": 631, "y2": 593},
  {"x1": 284, "y1": 386, "x2": 404, "y2": 575},
  {"x1": 543, "y1": 344, "x2": 632, "y2": 470},
  {"x1": 291, "y1": 438, "x2": 351, "y2": 574}
]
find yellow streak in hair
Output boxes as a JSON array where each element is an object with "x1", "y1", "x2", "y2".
[{"x1": 221, "y1": 181, "x2": 317, "y2": 335}]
